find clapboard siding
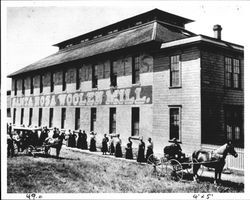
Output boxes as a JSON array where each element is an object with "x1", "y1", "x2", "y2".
[
  {"x1": 201, "y1": 46, "x2": 244, "y2": 146},
  {"x1": 152, "y1": 46, "x2": 201, "y2": 154}
]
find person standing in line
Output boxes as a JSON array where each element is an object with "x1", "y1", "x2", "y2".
[
  {"x1": 7, "y1": 132, "x2": 14, "y2": 157},
  {"x1": 82, "y1": 130, "x2": 88, "y2": 150},
  {"x1": 125, "y1": 137, "x2": 133, "y2": 159},
  {"x1": 67, "y1": 130, "x2": 72, "y2": 147},
  {"x1": 145, "y1": 137, "x2": 154, "y2": 161},
  {"x1": 71, "y1": 131, "x2": 77, "y2": 148},
  {"x1": 89, "y1": 131, "x2": 97, "y2": 152},
  {"x1": 77, "y1": 130, "x2": 84, "y2": 149},
  {"x1": 109, "y1": 135, "x2": 115, "y2": 155},
  {"x1": 101, "y1": 134, "x2": 109, "y2": 155},
  {"x1": 115, "y1": 134, "x2": 122, "y2": 158},
  {"x1": 137, "y1": 137, "x2": 145, "y2": 163}
]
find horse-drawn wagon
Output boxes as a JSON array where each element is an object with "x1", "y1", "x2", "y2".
[
  {"x1": 12, "y1": 126, "x2": 65, "y2": 157},
  {"x1": 146, "y1": 141, "x2": 238, "y2": 183}
]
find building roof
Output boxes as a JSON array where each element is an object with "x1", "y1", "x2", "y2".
[{"x1": 8, "y1": 20, "x2": 194, "y2": 77}]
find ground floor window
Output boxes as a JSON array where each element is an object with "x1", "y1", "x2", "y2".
[
  {"x1": 7, "y1": 108, "x2": 11, "y2": 118},
  {"x1": 49, "y1": 108, "x2": 53, "y2": 128},
  {"x1": 13, "y1": 108, "x2": 16, "y2": 124},
  {"x1": 225, "y1": 105, "x2": 243, "y2": 147},
  {"x1": 75, "y1": 107, "x2": 80, "y2": 130},
  {"x1": 90, "y1": 108, "x2": 96, "y2": 131},
  {"x1": 20, "y1": 108, "x2": 24, "y2": 125},
  {"x1": 131, "y1": 107, "x2": 139, "y2": 136},
  {"x1": 61, "y1": 108, "x2": 66, "y2": 129},
  {"x1": 29, "y1": 108, "x2": 33, "y2": 126},
  {"x1": 38, "y1": 108, "x2": 42, "y2": 127},
  {"x1": 169, "y1": 106, "x2": 181, "y2": 141},
  {"x1": 109, "y1": 108, "x2": 116, "y2": 134}
]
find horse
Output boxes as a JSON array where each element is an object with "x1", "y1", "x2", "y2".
[
  {"x1": 45, "y1": 132, "x2": 65, "y2": 158},
  {"x1": 192, "y1": 141, "x2": 238, "y2": 184}
]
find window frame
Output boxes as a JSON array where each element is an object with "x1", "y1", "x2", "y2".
[
  {"x1": 90, "y1": 107, "x2": 97, "y2": 131},
  {"x1": 131, "y1": 107, "x2": 140, "y2": 136},
  {"x1": 30, "y1": 76, "x2": 34, "y2": 94},
  {"x1": 49, "y1": 108, "x2": 54, "y2": 128},
  {"x1": 13, "y1": 108, "x2": 16, "y2": 124},
  {"x1": 110, "y1": 60, "x2": 117, "y2": 87},
  {"x1": 169, "y1": 106, "x2": 182, "y2": 142},
  {"x1": 50, "y1": 72, "x2": 54, "y2": 92},
  {"x1": 224, "y1": 105, "x2": 244, "y2": 147},
  {"x1": 75, "y1": 107, "x2": 80, "y2": 130},
  {"x1": 40, "y1": 74, "x2": 43, "y2": 93},
  {"x1": 109, "y1": 108, "x2": 116, "y2": 134},
  {"x1": 61, "y1": 107, "x2": 66, "y2": 129},
  {"x1": 62, "y1": 70, "x2": 67, "y2": 91},
  {"x1": 29, "y1": 108, "x2": 33, "y2": 126},
  {"x1": 225, "y1": 57, "x2": 241, "y2": 89},
  {"x1": 132, "y1": 55, "x2": 140, "y2": 84},
  {"x1": 22, "y1": 79, "x2": 25, "y2": 95},
  {"x1": 92, "y1": 65, "x2": 98, "y2": 89},
  {"x1": 170, "y1": 55, "x2": 181, "y2": 88},
  {"x1": 76, "y1": 67, "x2": 80, "y2": 90},
  {"x1": 20, "y1": 108, "x2": 24, "y2": 125},
  {"x1": 38, "y1": 108, "x2": 42, "y2": 127}
]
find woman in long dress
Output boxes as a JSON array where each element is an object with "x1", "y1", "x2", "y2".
[
  {"x1": 137, "y1": 137, "x2": 145, "y2": 163},
  {"x1": 77, "y1": 130, "x2": 84, "y2": 149},
  {"x1": 109, "y1": 136, "x2": 115, "y2": 155},
  {"x1": 89, "y1": 132, "x2": 97, "y2": 152},
  {"x1": 145, "y1": 137, "x2": 154, "y2": 161},
  {"x1": 101, "y1": 134, "x2": 109, "y2": 155},
  {"x1": 115, "y1": 134, "x2": 122, "y2": 158},
  {"x1": 82, "y1": 130, "x2": 88, "y2": 150},
  {"x1": 125, "y1": 137, "x2": 133, "y2": 159}
]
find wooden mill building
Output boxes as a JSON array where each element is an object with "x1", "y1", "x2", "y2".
[{"x1": 8, "y1": 9, "x2": 244, "y2": 170}]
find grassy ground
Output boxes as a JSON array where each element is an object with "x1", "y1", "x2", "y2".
[{"x1": 7, "y1": 147, "x2": 244, "y2": 193}]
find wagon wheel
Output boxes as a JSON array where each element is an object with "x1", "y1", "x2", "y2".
[
  {"x1": 165, "y1": 159, "x2": 183, "y2": 181},
  {"x1": 146, "y1": 154, "x2": 162, "y2": 177},
  {"x1": 193, "y1": 158, "x2": 205, "y2": 177}
]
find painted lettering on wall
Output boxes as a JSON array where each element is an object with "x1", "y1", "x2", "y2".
[{"x1": 11, "y1": 86, "x2": 152, "y2": 107}]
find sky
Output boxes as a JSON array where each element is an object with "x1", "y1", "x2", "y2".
[{"x1": 2, "y1": 1, "x2": 250, "y2": 90}]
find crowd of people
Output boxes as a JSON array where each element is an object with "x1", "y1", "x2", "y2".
[{"x1": 7, "y1": 123, "x2": 183, "y2": 162}]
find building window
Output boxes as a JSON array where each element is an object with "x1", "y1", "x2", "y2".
[
  {"x1": 62, "y1": 70, "x2": 67, "y2": 91},
  {"x1": 38, "y1": 108, "x2": 42, "y2": 127},
  {"x1": 169, "y1": 107, "x2": 181, "y2": 141},
  {"x1": 225, "y1": 106, "x2": 243, "y2": 147},
  {"x1": 225, "y1": 57, "x2": 241, "y2": 89},
  {"x1": 22, "y1": 79, "x2": 25, "y2": 95},
  {"x1": 29, "y1": 108, "x2": 33, "y2": 126},
  {"x1": 14, "y1": 79, "x2": 17, "y2": 96},
  {"x1": 51, "y1": 72, "x2": 54, "y2": 92},
  {"x1": 132, "y1": 55, "x2": 140, "y2": 84},
  {"x1": 30, "y1": 76, "x2": 34, "y2": 94},
  {"x1": 92, "y1": 65, "x2": 98, "y2": 88},
  {"x1": 109, "y1": 108, "x2": 116, "y2": 134},
  {"x1": 20, "y1": 108, "x2": 24, "y2": 125},
  {"x1": 61, "y1": 108, "x2": 66, "y2": 129},
  {"x1": 90, "y1": 108, "x2": 97, "y2": 131},
  {"x1": 170, "y1": 55, "x2": 181, "y2": 87},
  {"x1": 7, "y1": 108, "x2": 11, "y2": 118},
  {"x1": 75, "y1": 107, "x2": 80, "y2": 130},
  {"x1": 110, "y1": 61, "x2": 117, "y2": 87},
  {"x1": 49, "y1": 108, "x2": 53, "y2": 128},
  {"x1": 76, "y1": 67, "x2": 80, "y2": 90},
  {"x1": 131, "y1": 107, "x2": 139, "y2": 136},
  {"x1": 13, "y1": 108, "x2": 16, "y2": 124},
  {"x1": 40, "y1": 75, "x2": 43, "y2": 93}
]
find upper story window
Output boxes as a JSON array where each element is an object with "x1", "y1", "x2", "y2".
[
  {"x1": 50, "y1": 72, "x2": 54, "y2": 92},
  {"x1": 92, "y1": 65, "x2": 98, "y2": 88},
  {"x1": 110, "y1": 61, "x2": 117, "y2": 87},
  {"x1": 22, "y1": 79, "x2": 25, "y2": 95},
  {"x1": 62, "y1": 70, "x2": 67, "y2": 91},
  {"x1": 132, "y1": 55, "x2": 140, "y2": 84},
  {"x1": 170, "y1": 55, "x2": 181, "y2": 87},
  {"x1": 14, "y1": 79, "x2": 17, "y2": 96},
  {"x1": 76, "y1": 67, "x2": 80, "y2": 90},
  {"x1": 40, "y1": 75, "x2": 43, "y2": 93},
  {"x1": 30, "y1": 76, "x2": 34, "y2": 94},
  {"x1": 225, "y1": 57, "x2": 241, "y2": 89}
]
